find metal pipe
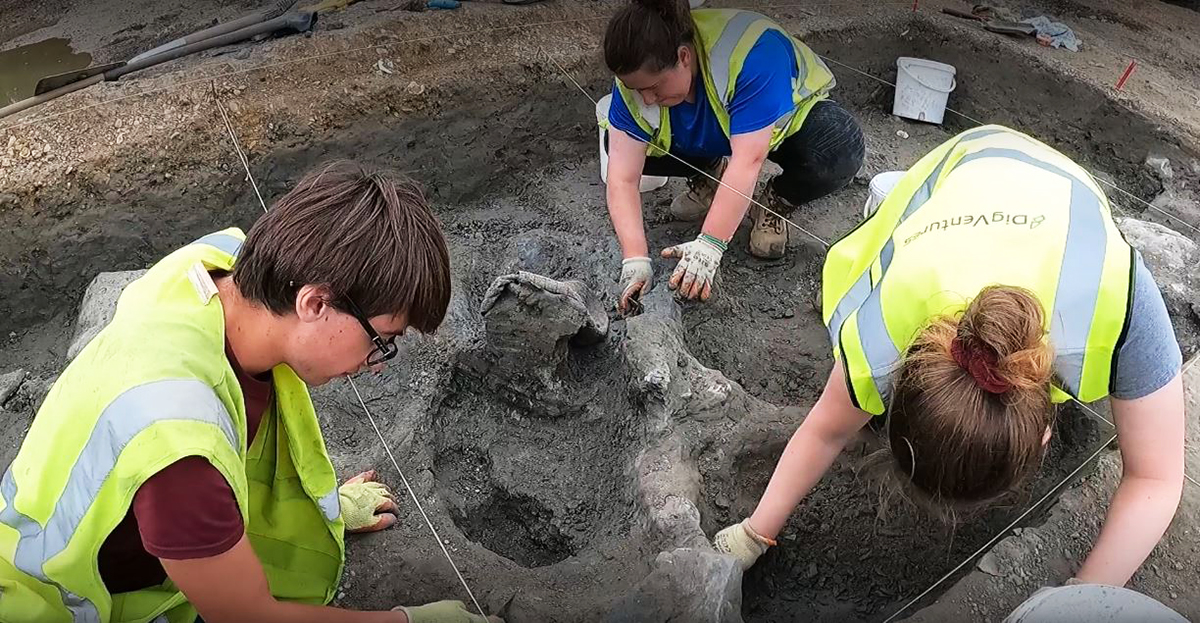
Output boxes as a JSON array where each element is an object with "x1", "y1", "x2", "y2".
[
  {"x1": 129, "y1": 0, "x2": 298, "y2": 63},
  {"x1": 0, "y1": 75, "x2": 103, "y2": 120},
  {"x1": 109, "y1": 11, "x2": 317, "y2": 80},
  {"x1": 0, "y1": 11, "x2": 316, "y2": 121}
]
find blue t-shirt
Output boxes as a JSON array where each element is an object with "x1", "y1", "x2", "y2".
[{"x1": 607, "y1": 30, "x2": 799, "y2": 157}]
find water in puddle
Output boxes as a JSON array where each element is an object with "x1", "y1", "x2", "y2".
[{"x1": 0, "y1": 38, "x2": 93, "y2": 105}]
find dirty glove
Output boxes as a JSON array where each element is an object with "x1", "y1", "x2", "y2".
[
  {"x1": 481, "y1": 271, "x2": 589, "y2": 317},
  {"x1": 339, "y1": 470, "x2": 399, "y2": 533},
  {"x1": 619, "y1": 257, "x2": 653, "y2": 314},
  {"x1": 661, "y1": 233, "x2": 726, "y2": 302},
  {"x1": 398, "y1": 600, "x2": 503, "y2": 623},
  {"x1": 480, "y1": 271, "x2": 608, "y2": 343},
  {"x1": 714, "y1": 519, "x2": 775, "y2": 570}
]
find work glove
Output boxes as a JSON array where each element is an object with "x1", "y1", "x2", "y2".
[
  {"x1": 339, "y1": 470, "x2": 399, "y2": 533},
  {"x1": 713, "y1": 519, "x2": 775, "y2": 571},
  {"x1": 661, "y1": 233, "x2": 726, "y2": 302},
  {"x1": 619, "y1": 257, "x2": 653, "y2": 315},
  {"x1": 397, "y1": 600, "x2": 503, "y2": 623}
]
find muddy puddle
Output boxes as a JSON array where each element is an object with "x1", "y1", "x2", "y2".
[{"x1": 0, "y1": 38, "x2": 92, "y2": 105}]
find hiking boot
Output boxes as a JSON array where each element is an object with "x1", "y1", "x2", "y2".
[
  {"x1": 748, "y1": 185, "x2": 794, "y2": 260},
  {"x1": 669, "y1": 160, "x2": 726, "y2": 221}
]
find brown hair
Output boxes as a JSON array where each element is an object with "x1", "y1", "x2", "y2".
[
  {"x1": 233, "y1": 161, "x2": 451, "y2": 334},
  {"x1": 883, "y1": 285, "x2": 1055, "y2": 509},
  {"x1": 603, "y1": 0, "x2": 695, "y2": 75}
]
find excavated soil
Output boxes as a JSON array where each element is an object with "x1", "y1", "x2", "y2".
[{"x1": 3, "y1": 1, "x2": 1200, "y2": 622}]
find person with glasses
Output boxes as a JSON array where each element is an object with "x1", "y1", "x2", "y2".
[{"x1": 0, "y1": 162, "x2": 499, "y2": 623}]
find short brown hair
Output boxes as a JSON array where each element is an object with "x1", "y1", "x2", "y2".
[
  {"x1": 882, "y1": 285, "x2": 1054, "y2": 510},
  {"x1": 603, "y1": 0, "x2": 695, "y2": 75},
  {"x1": 233, "y1": 161, "x2": 451, "y2": 334}
]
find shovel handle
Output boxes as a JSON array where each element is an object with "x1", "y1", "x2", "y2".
[{"x1": 942, "y1": 8, "x2": 983, "y2": 20}]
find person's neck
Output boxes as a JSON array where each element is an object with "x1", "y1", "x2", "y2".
[
  {"x1": 684, "y1": 52, "x2": 699, "y2": 104},
  {"x1": 215, "y1": 275, "x2": 284, "y2": 376}
]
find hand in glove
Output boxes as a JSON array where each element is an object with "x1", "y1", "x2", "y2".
[
  {"x1": 396, "y1": 600, "x2": 504, "y2": 623},
  {"x1": 339, "y1": 470, "x2": 399, "y2": 533},
  {"x1": 661, "y1": 234, "x2": 726, "y2": 302},
  {"x1": 619, "y1": 257, "x2": 653, "y2": 315},
  {"x1": 713, "y1": 519, "x2": 775, "y2": 570}
]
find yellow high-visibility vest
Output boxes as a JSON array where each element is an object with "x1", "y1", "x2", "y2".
[
  {"x1": 0, "y1": 229, "x2": 345, "y2": 622},
  {"x1": 823, "y1": 126, "x2": 1135, "y2": 415},
  {"x1": 610, "y1": 9, "x2": 835, "y2": 156}
]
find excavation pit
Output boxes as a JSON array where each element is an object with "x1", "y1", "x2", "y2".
[
  {"x1": 432, "y1": 357, "x2": 641, "y2": 571},
  {"x1": 437, "y1": 444, "x2": 579, "y2": 569},
  {"x1": 2, "y1": 3, "x2": 1199, "y2": 623}
]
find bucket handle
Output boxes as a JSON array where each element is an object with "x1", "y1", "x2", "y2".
[{"x1": 899, "y1": 62, "x2": 957, "y2": 94}]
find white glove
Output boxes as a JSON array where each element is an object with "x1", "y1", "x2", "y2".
[
  {"x1": 713, "y1": 519, "x2": 774, "y2": 570},
  {"x1": 661, "y1": 233, "x2": 726, "y2": 301},
  {"x1": 396, "y1": 600, "x2": 502, "y2": 623},
  {"x1": 619, "y1": 256, "x2": 653, "y2": 314}
]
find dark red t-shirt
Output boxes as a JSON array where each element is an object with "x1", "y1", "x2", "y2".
[{"x1": 96, "y1": 344, "x2": 272, "y2": 594}]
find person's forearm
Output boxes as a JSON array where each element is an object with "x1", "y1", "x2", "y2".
[
  {"x1": 748, "y1": 419, "x2": 851, "y2": 539},
  {"x1": 607, "y1": 178, "x2": 649, "y2": 258},
  {"x1": 1075, "y1": 475, "x2": 1183, "y2": 585},
  {"x1": 700, "y1": 154, "x2": 764, "y2": 242}
]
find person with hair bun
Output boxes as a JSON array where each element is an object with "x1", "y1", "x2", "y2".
[
  {"x1": 602, "y1": 0, "x2": 865, "y2": 312},
  {"x1": 714, "y1": 126, "x2": 1186, "y2": 592}
]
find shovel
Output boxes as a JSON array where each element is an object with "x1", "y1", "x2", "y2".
[
  {"x1": 34, "y1": 62, "x2": 125, "y2": 96},
  {"x1": 1, "y1": 11, "x2": 317, "y2": 120},
  {"x1": 34, "y1": 0, "x2": 298, "y2": 96},
  {"x1": 941, "y1": 8, "x2": 1036, "y2": 37}
]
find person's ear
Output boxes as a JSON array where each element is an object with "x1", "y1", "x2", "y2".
[
  {"x1": 677, "y1": 45, "x2": 692, "y2": 70},
  {"x1": 294, "y1": 284, "x2": 333, "y2": 323}
]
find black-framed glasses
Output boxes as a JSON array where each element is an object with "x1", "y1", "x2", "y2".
[{"x1": 344, "y1": 298, "x2": 398, "y2": 366}]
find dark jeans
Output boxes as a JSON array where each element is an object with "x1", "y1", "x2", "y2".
[{"x1": 614, "y1": 99, "x2": 866, "y2": 209}]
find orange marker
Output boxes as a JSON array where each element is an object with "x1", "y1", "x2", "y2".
[{"x1": 1115, "y1": 59, "x2": 1137, "y2": 91}]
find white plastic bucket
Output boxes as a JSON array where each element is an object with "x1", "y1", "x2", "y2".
[
  {"x1": 862, "y1": 170, "x2": 906, "y2": 219},
  {"x1": 892, "y1": 57, "x2": 957, "y2": 124},
  {"x1": 596, "y1": 94, "x2": 669, "y2": 192}
]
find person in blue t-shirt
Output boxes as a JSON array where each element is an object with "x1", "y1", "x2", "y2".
[{"x1": 603, "y1": 0, "x2": 864, "y2": 314}]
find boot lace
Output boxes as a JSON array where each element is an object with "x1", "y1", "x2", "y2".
[
  {"x1": 687, "y1": 161, "x2": 724, "y2": 199},
  {"x1": 758, "y1": 186, "x2": 789, "y2": 232}
]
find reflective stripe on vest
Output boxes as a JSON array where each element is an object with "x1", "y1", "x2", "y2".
[
  {"x1": 0, "y1": 379, "x2": 236, "y2": 622},
  {"x1": 708, "y1": 11, "x2": 765, "y2": 106},
  {"x1": 954, "y1": 148, "x2": 1111, "y2": 394},
  {"x1": 0, "y1": 473, "x2": 100, "y2": 623},
  {"x1": 612, "y1": 10, "x2": 833, "y2": 156},
  {"x1": 193, "y1": 231, "x2": 244, "y2": 258},
  {"x1": 826, "y1": 126, "x2": 1129, "y2": 412},
  {"x1": 826, "y1": 126, "x2": 1010, "y2": 355},
  {"x1": 317, "y1": 488, "x2": 340, "y2": 522}
]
